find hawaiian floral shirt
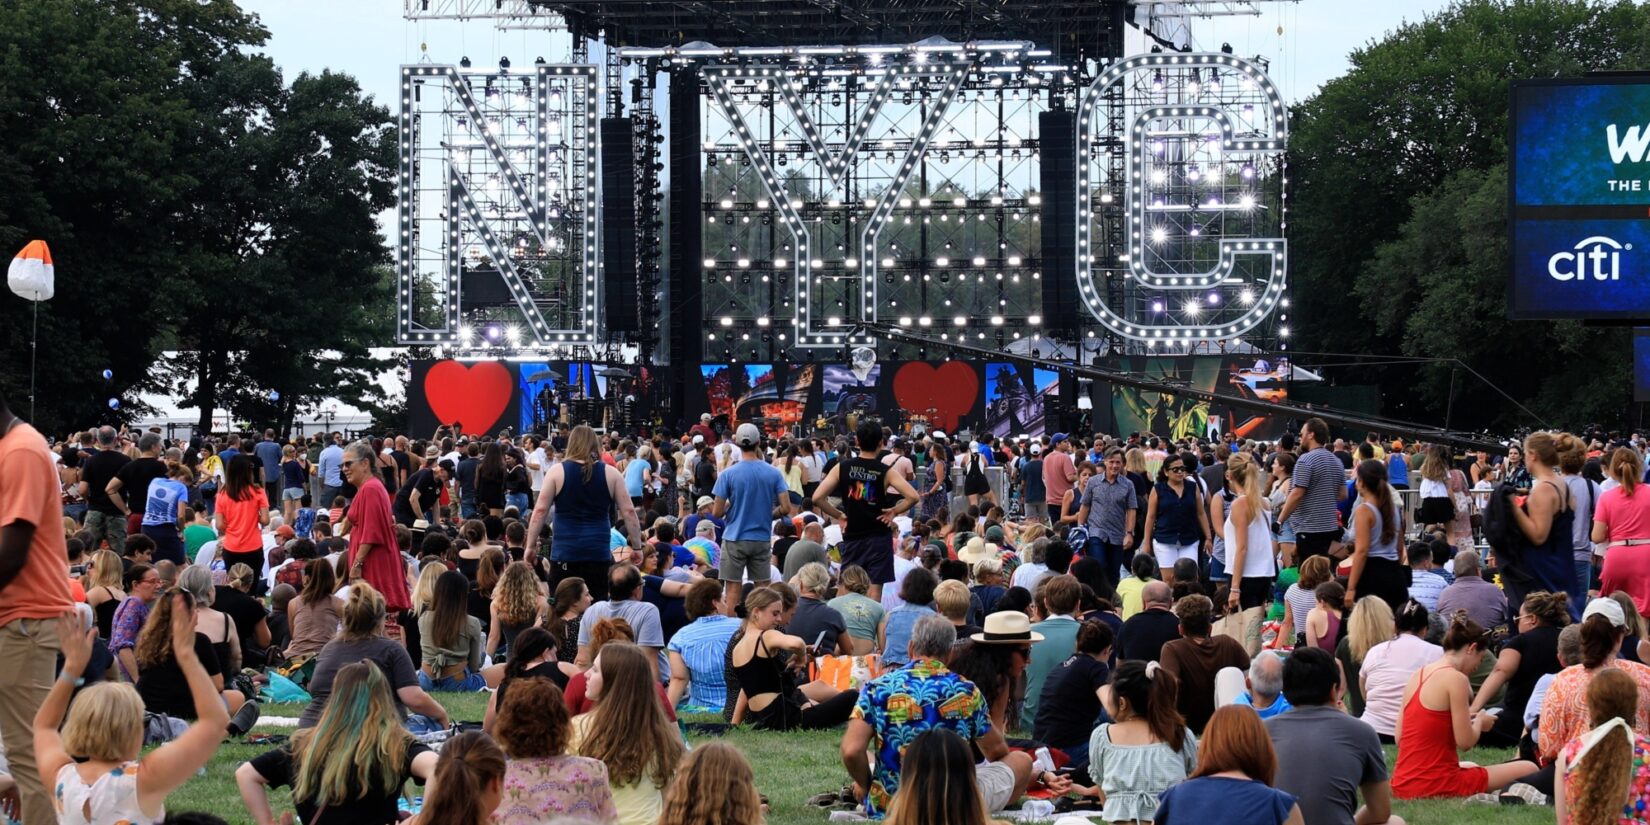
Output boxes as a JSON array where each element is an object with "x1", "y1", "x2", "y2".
[{"x1": 852, "y1": 658, "x2": 991, "y2": 819}]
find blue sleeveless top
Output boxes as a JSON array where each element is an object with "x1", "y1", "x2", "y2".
[
  {"x1": 1153, "y1": 480, "x2": 1203, "y2": 545},
  {"x1": 551, "y1": 460, "x2": 614, "y2": 563}
]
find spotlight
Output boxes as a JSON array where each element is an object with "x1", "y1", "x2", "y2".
[
  {"x1": 1221, "y1": 42, "x2": 1234, "y2": 54},
  {"x1": 535, "y1": 56, "x2": 546, "y2": 65},
  {"x1": 460, "y1": 56, "x2": 472, "y2": 68},
  {"x1": 1152, "y1": 70, "x2": 1164, "y2": 91},
  {"x1": 484, "y1": 323, "x2": 504, "y2": 342},
  {"x1": 499, "y1": 56, "x2": 511, "y2": 71}
]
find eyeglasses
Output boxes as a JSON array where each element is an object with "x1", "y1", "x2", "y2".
[
  {"x1": 341, "y1": 460, "x2": 356, "y2": 468},
  {"x1": 1167, "y1": 465, "x2": 1187, "y2": 473},
  {"x1": 138, "y1": 576, "x2": 161, "y2": 586}
]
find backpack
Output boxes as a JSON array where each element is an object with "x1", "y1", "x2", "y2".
[{"x1": 1480, "y1": 483, "x2": 1528, "y2": 566}]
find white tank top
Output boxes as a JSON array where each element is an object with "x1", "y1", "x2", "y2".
[{"x1": 1223, "y1": 495, "x2": 1277, "y2": 579}]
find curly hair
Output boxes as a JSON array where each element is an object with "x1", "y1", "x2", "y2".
[
  {"x1": 1520, "y1": 590, "x2": 1572, "y2": 629},
  {"x1": 1570, "y1": 667, "x2": 1639, "y2": 825},
  {"x1": 656, "y1": 742, "x2": 764, "y2": 825},
  {"x1": 495, "y1": 677, "x2": 572, "y2": 759},
  {"x1": 493, "y1": 561, "x2": 542, "y2": 627},
  {"x1": 134, "y1": 589, "x2": 186, "y2": 668}
]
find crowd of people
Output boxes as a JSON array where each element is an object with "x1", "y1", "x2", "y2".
[{"x1": 9, "y1": 380, "x2": 1650, "y2": 824}]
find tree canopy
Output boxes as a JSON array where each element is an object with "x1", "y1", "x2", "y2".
[
  {"x1": 0, "y1": 0, "x2": 397, "y2": 435},
  {"x1": 1286, "y1": 0, "x2": 1650, "y2": 432}
]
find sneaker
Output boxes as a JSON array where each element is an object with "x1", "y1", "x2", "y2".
[
  {"x1": 1466, "y1": 793, "x2": 1502, "y2": 805},
  {"x1": 1499, "y1": 783, "x2": 1548, "y2": 806}
]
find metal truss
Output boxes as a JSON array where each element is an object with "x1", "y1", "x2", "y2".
[
  {"x1": 396, "y1": 64, "x2": 603, "y2": 351},
  {"x1": 402, "y1": 0, "x2": 566, "y2": 29},
  {"x1": 1130, "y1": 0, "x2": 1300, "y2": 17},
  {"x1": 683, "y1": 43, "x2": 1082, "y2": 361},
  {"x1": 1078, "y1": 51, "x2": 1288, "y2": 351}
]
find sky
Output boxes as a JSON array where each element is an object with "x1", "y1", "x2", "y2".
[
  {"x1": 237, "y1": 0, "x2": 1461, "y2": 110},
  {"x1": 147, "y1": 0, "x2": 1458, "y2": 425}
]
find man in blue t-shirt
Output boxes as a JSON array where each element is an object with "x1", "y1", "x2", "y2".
[
  {"x1": 255, "y1": 430, "x2": 283, "y2": 505},
  {"x1": 712, "y1": 423, "x2": 795, "y2": 616}
]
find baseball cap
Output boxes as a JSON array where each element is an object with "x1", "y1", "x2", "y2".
[
  {"x1": 1050, "y1": 432, "x2": 1069, "y2": 446},
  {"x1": 1584, "y1": 597, "x2": 1627, "y2": 628},
  {"x1": 275, "y1": 525, "x2": 295, "y2": 539},
  {"x1": 1030, "y1": 443, "x2": 1043, "y2": 455},
  {"x1": 735, "y1": 423, "x2": 762, "y2": 448},
  {"x1": 932, "y1": 430, "x2": 946, "y2": 441},
  {"x1": 692, "y1": 434, "x2": 705, "y2": 445},
  {"x1": 701, "y1": 413, "x2": 713, "y2": 422},
  {"x1": 671, "y1": 545, "x2": 698, "y2": 569},
  {"x1": 695, "y1": 495, "x2": 715, "y2": 509}
]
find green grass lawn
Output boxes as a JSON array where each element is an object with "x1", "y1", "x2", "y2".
[{"x1": 164, "y1": 694, "x2": 1554, "y2": 825}]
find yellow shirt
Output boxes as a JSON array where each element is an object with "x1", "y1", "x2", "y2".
[
  {"x1": 1116, "y1": 576, "x2": 1148, "y2": 619},
  {"x1": 569, "y1": 713, "x2": 663, "y2": 825}
]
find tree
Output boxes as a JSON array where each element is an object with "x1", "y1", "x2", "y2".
[
  {"x1": 0, "y1": 0, "x2": 398, "y2": 436},
  {"x1": 161, "y1": 67, "x2": 398, "y2": 434},
  {"x1": 0, "y1": 0, "x2": 270, "y2": 433},
  {"x1": 1285, "y1": 0, "x2": 1650, "y2": 430}
]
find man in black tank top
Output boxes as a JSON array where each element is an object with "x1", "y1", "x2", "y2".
[{"x1": 813, "y1": 421, "x2": 921, "y2": 602}]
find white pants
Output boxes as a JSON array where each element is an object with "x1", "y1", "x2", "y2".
[{"x1": 1152, "y1": 539, "x2": 1200, "y2": 569}]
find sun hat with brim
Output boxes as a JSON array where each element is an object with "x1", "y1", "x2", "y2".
[
  {"x1": 958, "y1": 536, "x2": 1000, "y2": 565},
  {"x1": 1584, "y1": 597, "x2": 1627, "y2": 628},
  {"x1": 696, "y1": 495, "x2": 715, "y2": 509},
  {"x1": 971, "y1": 611, "x2": 1044, "y2": 644}
]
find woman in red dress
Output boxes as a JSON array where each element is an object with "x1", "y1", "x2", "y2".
[{"x1": 1391, "y1": 614, "x2": 1539, "y2": 799}]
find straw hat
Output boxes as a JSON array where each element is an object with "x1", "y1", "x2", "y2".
[
  {"x1": 957, "y1": 536, "x2": 1001, "y2": 565},
  {"x1": 971, "y1": 611, "x2": 1044, "y2": 645}
]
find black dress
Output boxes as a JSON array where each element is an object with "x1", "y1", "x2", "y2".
[{"x1": 964, "y1": 453, "x2": 991, "y2": 496}]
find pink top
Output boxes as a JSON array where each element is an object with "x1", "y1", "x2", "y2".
[
  {"x1": 1597, "y1": 486, "x2": 1650, "y2": 543},
  {"x1": 1358, "y1": 634, "x2": 1443, "y2": 737},
  {"x1": 1043, "y1": 450, "x2": 1075, "y2": 506}
]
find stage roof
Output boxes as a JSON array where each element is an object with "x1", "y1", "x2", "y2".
[{"x1": 527, "y1": 0, "x2": 1129, "y2": 54}]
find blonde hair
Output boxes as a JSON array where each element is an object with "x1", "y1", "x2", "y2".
[
  {"x1": 340, "y1": 581, "x2": 387, "y2": 640},
  {"x1": 1124, "y1": 447, "x2": 1148, "y2": 475},
  {"x1": 565, "y1": 425, "x2": 602, "y2": 483},
  {"x1": 413, "y1": 561, "x2": 447, "y2": 614},
  {"x1": 1419, "y1": 444, "x2": 1451, "y2": 482},
  {"x1": 578, "y1": 642, "x2": 683, "y2": 788},
  {"x1": 1226, "y1": 453, "x2": 1269, "y2": 514},
  {"x1": 494, "y1": 561, "x2": 542, "y2": 626},
  {"x1": 88, "y1": 549, "x2": 124, "y2": 591},
  {"x1": 791, "y1": 562, "x2": 830, "y2": 596},
  {"x1": 62, "y1": 682, "x2": 144, "y2": 761},
  {"x1": 656, "y1": 742, "x2": 763, "y2": 825},
  {"x1": 934, "y1": 580, "x2": 970, "y2": 621},
  {"x1": 1347, "y1": 595, "x2": 1397, "y2": 662},
  {"x1": 291, "y1": 661, "x2": 412, "y2": 807}
]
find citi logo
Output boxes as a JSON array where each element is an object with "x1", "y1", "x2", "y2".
[
  {"x1": 1608, "y1": 124, "x2": 1650, "y2": 163},
  {"x1": 1549, "y1": 236, "x2": 1631, "y2": 282}
]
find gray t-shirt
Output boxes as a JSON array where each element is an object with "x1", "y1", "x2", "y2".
[
  {"x1": 1291, "y1": 448, "x2": 1348, "y2": 533},
  {"x1": 298, "y1": 636, "x2": 421, "y2": 728},
  {"x1": 782, "y1": 540, "x2": 831, "y2": 581},
  {"x1": 577, "y1": 598, "x2": 664, "y2": 648},
  {"x1": 1266, "y1": 705, "x2": 1388, "y2": 825}
]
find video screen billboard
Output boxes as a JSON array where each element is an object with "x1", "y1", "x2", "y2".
[{"x1": 1510, "y1": 78, "x2": 1650, "y2": 320}]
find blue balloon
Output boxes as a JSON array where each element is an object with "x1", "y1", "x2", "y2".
[
  {"x1": 101, "y1": 369, "x2": 113, "y2": 380},
  {"x1": 268, "y1": 390, "x2": 281, "y2": 402},
  {"x1": 107, "y1": 398, "x2": 120, "y2": 410}
]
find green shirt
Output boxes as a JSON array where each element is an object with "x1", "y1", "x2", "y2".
[
  {"x1": 1024, "y1": 614, "x2": 1081, "y2": 728},
  {"x1": 183, "y1": 523, "x2": 216, "y2": 560}
]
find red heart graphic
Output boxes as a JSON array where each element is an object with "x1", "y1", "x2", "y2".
[
  {"x1": 424, "y1": 360, "x2": 513, "y2": 434},
  {"x1": 893, "y1": 361, "x2": 979, "y2": 433}
]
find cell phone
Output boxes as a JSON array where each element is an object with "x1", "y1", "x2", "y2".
[{"x1": 811, "y1": 630, "x2": 828, "y2": 653}]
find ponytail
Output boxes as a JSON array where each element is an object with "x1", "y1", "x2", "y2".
[
  {"x1": 1356, "y1": 460, "x2": 1396, "y2": 546},
  {"x1": 1109, "y1": 660, "x2": 1186, "y2": 752},
  {"x1": 1608, "y1": 447, "x2": 1642, "y2": 497},
  {"x1": 502, "y1": 627, "x2": 556, "y2": 680},
  {"x1": 420, "y1": 731, "x2": 506, "y2": 825},
  {"x1": 1580, "y1": 614, "x2": 1624, "y2": 670}
]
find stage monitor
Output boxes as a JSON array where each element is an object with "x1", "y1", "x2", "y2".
[{"x1": 1510, "y1": 77, "x2": 1650, "y2": 320}]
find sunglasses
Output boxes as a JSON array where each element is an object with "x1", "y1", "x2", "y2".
[
  {"x1": 1167, "y1": 465, "x2": 1187, "y2": 473},
  {"x1": 341, "y1": 460, "x2": 357, "y2": 468}
]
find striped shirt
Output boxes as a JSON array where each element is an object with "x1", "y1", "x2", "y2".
[
  {"x1": 1291, "y1": 448, "x2": 1347, "y2": 533},
  {"x1": 665, "y1": 615, "x2": 741, "y2": 710}
]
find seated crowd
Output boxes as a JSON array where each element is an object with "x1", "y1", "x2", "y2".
[{"x1": 11, "y1": 410, "x2": 1650, "y2": 825}]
